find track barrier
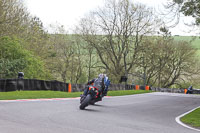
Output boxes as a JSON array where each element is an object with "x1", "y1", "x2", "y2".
[
  {"x1": 2, "y1": 79, "x2": 199, "y2": 94},
  {"x1": 0, "y1": 79, "x2": 68, "y2": 92}
]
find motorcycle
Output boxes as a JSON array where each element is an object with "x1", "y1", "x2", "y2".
[{"x1": 79, "y1": 85, "x2": 104, "y2": 110}]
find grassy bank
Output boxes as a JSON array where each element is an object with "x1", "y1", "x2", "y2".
[
  {"x1": 181, "y1": 108, "x2": 200, "y2": 128},
  {"x1": 0, "y1": 90, "x2": 151, "y2": 100}
]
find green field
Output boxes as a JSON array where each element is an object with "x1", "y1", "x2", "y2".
[{"x1": 0, "y1": 90, "x2": 151, "y2": 100}]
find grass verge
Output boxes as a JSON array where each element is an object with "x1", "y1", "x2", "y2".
[
  {"x1": 0, "y1": 90, "x2": 151, "y2": 100},
  {"x1": 107, "y1": 90, "x2": 152, "y2": 96},
  {"x1": 180, "y1": 108, "x2": 200, "y2": 128}
]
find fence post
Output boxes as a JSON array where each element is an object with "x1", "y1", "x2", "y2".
[
  {"x1": 136, "y1": 85, "x2": 140, "y2": 90},
  {"x1": 184, "y1": 89, "x2": 187, "y2": 94},
  {"x1": 68, "y1": 83, "x2": 71, "y2": 92},
  {"x1": 145, "y1": 86, "x2": 149, "y2": 91}
]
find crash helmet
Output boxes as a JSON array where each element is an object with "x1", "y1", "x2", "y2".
[{"x1": 98, "y1": 73, "x2": 105, "y2": 79}]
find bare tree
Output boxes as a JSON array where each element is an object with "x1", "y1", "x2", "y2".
[
  {"x1": 137, "y1": 34, "x2": 199, "y2": 88},
  {"x1": 47, "y1": 25, "x2": 88, "y2": 83},
  {"x1": 46, "y1": 25, "x2": 73, "y2": 83},
  {"x1": 0, "y1": 0, "x2": 30, "y2": 37},
  {"x1": 77, "y1": 0, "x2": 161, "y2": 83}
]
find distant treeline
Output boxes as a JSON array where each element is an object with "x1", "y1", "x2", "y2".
[{"x1": 0, "y1": 0, "x2": 200, "y2": 89}]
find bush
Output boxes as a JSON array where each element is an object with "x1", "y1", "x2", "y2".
[{"x1": 0, "y1": 36, "x2": 52, "y2": 79}]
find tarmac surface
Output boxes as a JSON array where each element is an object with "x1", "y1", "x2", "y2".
[{"x1": 0, "y1": 92, "x2": 200, "y2": 133}]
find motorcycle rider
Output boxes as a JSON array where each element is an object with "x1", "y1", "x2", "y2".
[
  {"x1": 186, "y1": 85, "x2": 193, "y2": 94},
  {"x1": 80, "y1": 73, "x2": 110, "y2": 100},
  {"x1": 18, "y1": 72, "x2": 24, "y2": 79}
]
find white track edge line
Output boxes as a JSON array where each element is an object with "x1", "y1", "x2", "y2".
[
  {"x1": 0, "y1": 96, "x2": 113, "y2": 103},
  {"x1": 175, "y1": 106, "x2": 200, "y2": 132},
  {"x1": 0, "y1": 97, "x2": 80, "y2": 102}
]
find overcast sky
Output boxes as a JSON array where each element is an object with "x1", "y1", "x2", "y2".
[{"x1": 25, "y1": 0, "x2": 197, "y2": 35}]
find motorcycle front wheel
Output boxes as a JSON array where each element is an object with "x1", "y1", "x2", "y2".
[{"x1": 79, "y1": 94, "x2": 92, "y2": 110}]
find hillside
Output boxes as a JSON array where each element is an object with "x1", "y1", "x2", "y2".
[{"x1": 173, "y1": 36, "x2": 200, "y2": 56}]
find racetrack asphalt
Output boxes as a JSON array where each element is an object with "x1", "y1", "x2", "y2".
[{"x1": 0, "y1": 92, "x2": 199, "y2": 133}]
